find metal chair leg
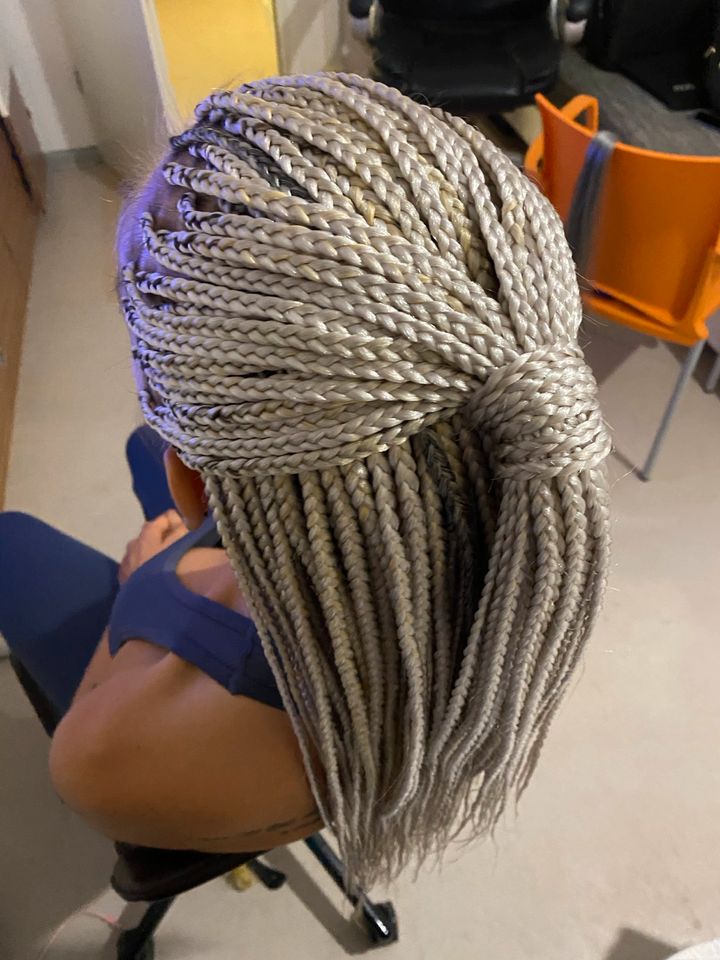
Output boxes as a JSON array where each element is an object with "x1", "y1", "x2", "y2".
[
  {"x1": 640, "y1": 339, "x2": 706, "y2": 481},
  {"x1": 116, "y1": 898, "x2": 175, "y2": 960},
  {"x1": 249, "y1": 857, "x2": 287, "y2": 889},
  {"x1": 705, "y1": 350, "x2": 720, "y2": 393},
  {"x1": 304, "y1": 833, "x2": 399, "y2": 945}
]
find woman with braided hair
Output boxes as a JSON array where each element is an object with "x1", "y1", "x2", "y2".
[{"x1": 0, "y1": 74, "x2": 610, "y2": 888}]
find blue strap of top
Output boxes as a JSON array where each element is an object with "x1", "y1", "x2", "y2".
[{"x1": 107, "y1": 516, "x2": 284, "y2": 710}]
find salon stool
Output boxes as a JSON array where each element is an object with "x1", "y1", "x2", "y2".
[
  {"x1": 8, "y1": 657, "x2": 399, "y2": 956},
  {"x1": 113, "y1": 835, "x2": 399, "y2": 959}
]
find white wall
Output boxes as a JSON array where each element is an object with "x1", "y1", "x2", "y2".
[
  {"x1": 0, "y1": 9, "x2": 11, "y2": 113},
  {"x1": 54, "y1": 0, "x2": 177, "y2": 178},
  {"x1": 0, "y1": 0, "x2": 95, "y2": 151},
  {"x1": 274, "y1": 0, "x2": 345, "y2": 75},
  {"x1": 0, "y1": 0, "x2": 347, "y2": 159}
]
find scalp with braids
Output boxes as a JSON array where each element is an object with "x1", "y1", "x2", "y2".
[{"x1": 118, "y1": 73, "x2": 611, "y2": 887}]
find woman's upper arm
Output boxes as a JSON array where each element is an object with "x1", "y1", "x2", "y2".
[
  {"x1": 48, "y1": 647, "x2": 314, "y2": 848},
  {"x1": 50, "y1": 634, "x2": 174, "y2": 827},
  {"x1": 49, "y1": 652, "x2": 234, "y2": 843},
  {"x1": 49, "y1": 678, "x2": 128, "y2": 829}
]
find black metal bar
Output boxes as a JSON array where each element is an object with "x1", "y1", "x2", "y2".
[
  {"x1": 116, "y1": 897, "x2": 175, "y2": 960},
  {"x1": 304, "y1": 833, "x2": 358, "y2": 905},
  {"x1": 304, "y1": 834, "x2": 399, "y2": 945}
]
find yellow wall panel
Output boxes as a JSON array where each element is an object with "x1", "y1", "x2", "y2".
[{"x1": 154, "y1": 0, "x2": 278, "y2": 120}]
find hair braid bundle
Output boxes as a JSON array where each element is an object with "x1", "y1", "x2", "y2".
[{"x1": 119, "y1": 72, "x2": 611, "y2": 887}]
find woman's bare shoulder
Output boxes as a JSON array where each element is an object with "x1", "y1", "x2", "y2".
[{"x1": 50, "y1": 640, "x2": 320, "y2": 851}]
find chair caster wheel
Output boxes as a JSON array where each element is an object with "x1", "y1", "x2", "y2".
[{"x1": 355, "y1": 900, "x2": 399, "y2": 945}]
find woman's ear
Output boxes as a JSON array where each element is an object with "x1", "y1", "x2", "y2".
[{"x1": 163, "y1": 448, "x2": 208, "y2": 530}]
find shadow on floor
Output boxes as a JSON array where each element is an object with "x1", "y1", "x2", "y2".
[
  {"x1": 581, "y1": 319, "x2": 649, "y2": 476},
  {"x1": 580, "y1": 317, "x2": 720, "y2": 478},
  {"x1": 264, "y1": 846, "x2": 371, "y2": 955},
  {"x1": 582, "y1": 315, "x2": 720, "y2": 396},
  {"x1": 581, "y1": 316, "x2": 648, "y2": 387},
  {"x1": 0, "y1": 664, "x2": 115, "y2": 960},
  {"x1": 604, "y1": 928, "x2": 680, "y2": 960}
]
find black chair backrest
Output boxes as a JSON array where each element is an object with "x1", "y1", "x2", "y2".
[
  {"x1": 371, "y1": 0, "x2": 558, "y2": 112},
  {"x1": 378, "y1": 0, "x2": 548, "y2": 19}
]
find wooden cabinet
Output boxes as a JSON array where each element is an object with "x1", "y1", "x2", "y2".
[{"x1": 0, "y1": 80, "x2": 41, "y2": 503}]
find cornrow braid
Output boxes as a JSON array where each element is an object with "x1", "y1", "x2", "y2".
[{"x1": 119, "y1": 72, "x2": 611, "y2": 888}]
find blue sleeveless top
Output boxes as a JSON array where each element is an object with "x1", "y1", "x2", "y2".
[{"x1": 107, "y1": 516, "x2": 284, "y2": 710}]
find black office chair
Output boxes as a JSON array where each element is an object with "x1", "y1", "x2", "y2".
[
  {"x1": 113, "y1": 836, "x2": 398, "y2": 959},
  {"x1": 368, "y1": 0, "x2": 560, "y2": 113},
  {"x1": 9, "y1": 655, "x2": 399, "y2": 959}
]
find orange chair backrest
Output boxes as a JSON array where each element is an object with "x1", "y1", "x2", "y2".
[{"x1": 525, "y1": 94, "x2": 720, "y2": 343}]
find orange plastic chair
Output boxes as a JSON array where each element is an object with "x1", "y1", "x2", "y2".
[{"x1": 525, "y1": 93, "x2": 720, "y2": 478}]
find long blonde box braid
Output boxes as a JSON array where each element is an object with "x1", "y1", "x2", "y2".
[{"x1": 120, "y1": 72, "x2": 611, "y2": 887}]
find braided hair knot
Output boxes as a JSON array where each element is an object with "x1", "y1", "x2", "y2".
[{"x1": 466, "y1": 345, "x2": 611, "y2": 480}]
